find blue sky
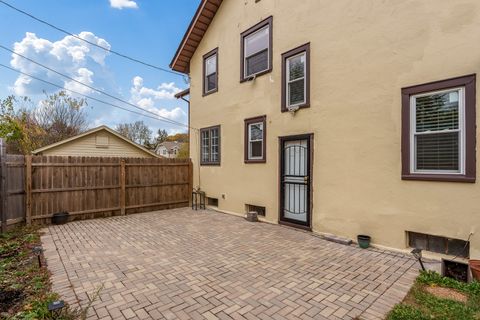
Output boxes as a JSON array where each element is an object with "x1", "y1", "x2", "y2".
[{"x1": 0, "y1": 0, "x2": 199, "y2": 135}]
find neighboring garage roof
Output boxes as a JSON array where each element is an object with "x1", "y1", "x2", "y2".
[
  {"x1": 32, "y1": 125, "x2": 160, "y2": 158},
  {"x1": 170, "y1": 0, "x2": 223, "y2": 74}
]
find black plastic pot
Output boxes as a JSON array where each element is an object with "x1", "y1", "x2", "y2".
[
  {"x1": 357, "y1": 235, "x2": 371, "y2": 249},
  {"x1": 52, "y1": 212, "x2": 69, "y2": 225}
]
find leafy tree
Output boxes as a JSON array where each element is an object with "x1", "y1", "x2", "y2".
[
  {"x1": 116, "y1": 121, "x2": 152, "y2": 147},
  {"x1": 0, "y1": 96, "x2": 44, "y2": 154},
  {"x1": 177, "y1": 142, "x2": 189, "y2": 159},
  {"x1": 166, "y1": 132, "x2": 188, "y2": 143},
  {"x1": 0, "y1": 91, "x2": 88, "y2": 154},
  {"x1": 152, "y1": 129, "x2": 169, "y2": 149}
]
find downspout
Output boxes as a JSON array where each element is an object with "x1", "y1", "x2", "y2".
[{"x1": 176, "y1": 90, "x2": 201, "y2": 190}]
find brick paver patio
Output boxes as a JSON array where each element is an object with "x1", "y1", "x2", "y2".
[{"x1": 41, "y1": 208, "x2": 418, "y2": 320}]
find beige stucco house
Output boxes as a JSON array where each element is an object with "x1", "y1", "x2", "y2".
[
  {"x1": 171, "y1": 0, "x2": 480, "y2": 263},
  {"x1": 32, "y1": 125, "x2": 159, "y2": 158}
]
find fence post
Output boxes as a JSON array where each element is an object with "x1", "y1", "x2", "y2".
[
  {"x1": 120, "y1": 159, "x2": 126, "y2": 215},
  {"x1": 25, "y1": 155, "x2": 32, "y2": 226},
  {"x1": 0, "y1": 139, "x2": 7, "y2": 233},
  {"x1": 188, "y1": 160, "x2": 193, "y2": 206}
]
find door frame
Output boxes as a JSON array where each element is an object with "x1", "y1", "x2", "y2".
[{"x1": 278, "y1": 133, "x2": 313, "y2": 230}]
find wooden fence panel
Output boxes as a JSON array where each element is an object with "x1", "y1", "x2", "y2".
[
  {"x1": 22, "y1": 156, "x2": 191, "y2": 224},
  {"x1": 0, "y1": 154, "x2": 26, "y2": 230}
]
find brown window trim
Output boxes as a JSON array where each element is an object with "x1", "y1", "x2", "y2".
[
  {"x1": 281, "y1": 43, "x2": 310, "y2": 112},
  {"x1": 202, "y1": 48, "x2": 218, "y2": 96},
  {"x1": 240, "y1": 16, "x2": 273, "y2": 83},
  {"x1": 401, "y1": 74, "x2": 476, "y2": 182},
  {"x1": 244, "y1": 115, "x2": 267, "y2": 163},
  {"x1": 200, "y1": 125, "x2": 221, "y2": 166}
]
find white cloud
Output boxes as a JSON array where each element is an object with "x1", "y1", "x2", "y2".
[
  {"x1": 64, "y1": 68, "x2": 94, "y2": 95},
  {"x1": 129, "y1": 76, "x2": 186, "y2": 123},
  {"x1": 109, "y1": 0, "x2": 138, "y2": 9},
  {"x1": 10, "y1": 32, "x2": 111, "y2": 95},
  {"x1": 130, "y1": 76, "x2": 181, "y2": 101}
]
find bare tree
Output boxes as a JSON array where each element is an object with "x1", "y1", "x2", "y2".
[
  {"x1": 115, "y1": 121, "x2": 152, "y2": 147},
  {"x1": 34, "y1": 91, "x2": 88, "y2": 145}
]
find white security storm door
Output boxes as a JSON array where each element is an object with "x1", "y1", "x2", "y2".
[{"x1": 280, "y1": 136, "x2": 311, "y2": 227}]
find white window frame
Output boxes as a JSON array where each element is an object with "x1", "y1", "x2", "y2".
[
  {"x1": 243, "y1": 25, "x2": 270, "y2": 79},
  {"x1": 201, "y1": 130, "x2": 210, "y2": 163},
  {"x1": 210, "y1": 128, "x2": 219, "y2": 162},
  {"x1": 286, "y1": 51, "x2": 307, "y2": 108},
  {"x1": 409, "y1": 87, "x2": 465, "y2": 175},
  {"x1": 248, "y1": 122, "x2": 264, "y2": 160},
  {"x1": 204, "y1": 54, "x2": 217, "y2": 93}
]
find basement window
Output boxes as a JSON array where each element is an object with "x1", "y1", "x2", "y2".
[
  {"x1": 207, "y1": 197, "x2": 218, "y2": 207},
  {"x1": 246, "y1": 204, "x2": 265, "y2": 216},
  {"x1": 408, "y1": 231, "x2": 469, "y2": 258}
]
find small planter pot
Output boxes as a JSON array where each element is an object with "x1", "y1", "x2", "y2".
[
  {"x1": 469, "y1": 260, "x2": 480, "y2": 281},
  {"x1": 52, "y1": 212, "x2": 69, "y2": 225},
  {"x1": 357, "y1": 235, "x2": 371, "y2": 249}
]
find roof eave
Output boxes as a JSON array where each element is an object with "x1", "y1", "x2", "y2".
[{"x1": 170, "y1": 0, "x2": 223, "y2": 74}]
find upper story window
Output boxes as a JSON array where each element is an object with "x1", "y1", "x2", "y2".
[
  {"x1": 244, "y1": 116, "x2": 266, "y2": 163},
  {"x1": 240, "y1": 16, "x2": 273, "y2": 82},
  {"x1": 281, "y1": 43, "x2": 310, "y2": 112},
  {"x1": 200, "y1": 125, "x2": 221, "y2": 165},
  {"x1": 401, "y1": 74, "x2": 476, "y2": 182},
  {"x1": 203, "y1": 48, "x2": 218, "y2": 95}
]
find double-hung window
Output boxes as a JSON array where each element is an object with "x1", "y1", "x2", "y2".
[
  {"x1": 203, "y1": 48, "x2": 218, "y2": 95},
  {"x1": 240, "y1": 17, "x2": 272, "y2": 81},
  {"x1": 244, "y1": 116, "x2": 266, "y2": 163},
  {"x1": 281, "y1": 43, "x2": 310, "y2": 111},
  {"x1": 401, "y1": 75, "x2": 476, "y2": 182},
  {"x1": 200, "y1": 126, "x2": 220, "y2": 165}
]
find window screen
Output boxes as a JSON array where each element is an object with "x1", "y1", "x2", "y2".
[
  {"x1": 204, "y1": 53, "x2": 217, "y2": 93},
  {"x1": 287, "y1": 52, "x2": 306, "y2": 107},
  {"x1": 412, "y1": 89, "x2": 464, "y2": 173},
  {"x1": 248, "y1": 122, "x2": 263, "y2": 159},
  {"x1": 244, "y1": 25, "x2": 269, "y2": 77}
]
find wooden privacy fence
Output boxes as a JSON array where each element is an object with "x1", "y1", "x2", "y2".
[{"x1": 0, "y1": 154, "x2": 192, "y2": 228}]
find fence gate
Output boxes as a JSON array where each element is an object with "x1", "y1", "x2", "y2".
[{"x1": 0, "y1": 141, "x2": 25, "y2": 231}]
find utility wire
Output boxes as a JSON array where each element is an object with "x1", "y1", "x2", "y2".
[
  {"x1": 0, "y1": 63, "x2": 190, "y2": 128},
  {"x1": 0, "y1": 0, "x2": 186, "y2": 77},
  {"x1": 0, "y1": 44, "x2": 192, "y2": 129}
]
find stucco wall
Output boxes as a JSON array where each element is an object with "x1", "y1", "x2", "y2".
[
  {"x1": 188, "y1": 0, "x2": 480, "y2": 258},
  {"x1": 39, "y1": 131, "x2": 154, "y2": 158}
]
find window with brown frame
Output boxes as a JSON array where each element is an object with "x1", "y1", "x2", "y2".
[
  {"x1": 203, "y1": 48, "x2": 218, "y2": 96},
  {"x1": 401, "y1": 74, "x2": 476, "y2": 182},
  {"x1": 200, "y1": 125, "x2": 220, "y2": 165},
  {"x1": 240, "y1": 16, "x2": 273, "y2": 82},
  {"x1": 281, "y1": 43, "x2": 310, "y2": 112},
  {"x1": 244, "y1": 115, "x2": 266, "y2": 163}
]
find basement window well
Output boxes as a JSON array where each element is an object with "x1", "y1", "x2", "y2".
[
  {"x1": 246, "y1": 204, "x2": 265, "y2": 216},
  {"x1": 408, "y1": 231, "x2": 470, "y2": 258},
  {"x1": 207, "y1": 197, "x2": 218, "y2": 207}
]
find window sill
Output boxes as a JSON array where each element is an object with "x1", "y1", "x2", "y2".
[
  {"x1": 202, "y1": 88, "x2": 218, "y2": 97},
  {"x1": 240, "y1": 68, "x2": 272, "y2": 83},
  {"x1": 245, "y1": 159, "x2": 266, "y2": 164},
  {"x1": 402, "y1": 174, "x2": 475, "y2": 183},
  {"x1": 200, "y1": 163, "x2": 221, "y2": 166},
  {"x1": 281, "y1": 103, "x2": 310, "y2": 113}
]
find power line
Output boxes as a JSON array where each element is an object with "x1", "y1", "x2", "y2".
[
  {"x1": 0, "y1": 63, "x2": 190, "y2": 129},
  {"x1": 0, "y1": 44, "x2": 191, "y2": 129},
  {"x1": 0, "y1": 0, "x2": 186, "y2": 77}
]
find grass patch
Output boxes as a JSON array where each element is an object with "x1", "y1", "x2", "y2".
[{"x1": 387, "y1": 270, "x2": 480, "y2": 320}]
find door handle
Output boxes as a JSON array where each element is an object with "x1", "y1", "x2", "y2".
[{"x1": 304, "y1": 176, "x2": 309, "y2": 182}]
